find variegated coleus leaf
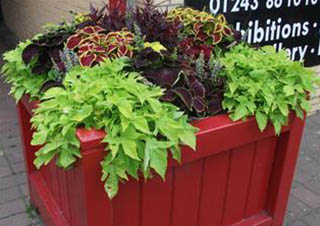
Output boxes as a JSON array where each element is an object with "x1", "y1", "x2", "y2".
[{"x1": 67, "y1": 26, "x2": 134, "y2": 67}]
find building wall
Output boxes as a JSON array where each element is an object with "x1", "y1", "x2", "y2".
[
  {"x1": 1, "y1": 0, "x2": 105, "y2": 40},
  {"x1": 1, "y1": 0, "x2": 182, "y2": 40}
]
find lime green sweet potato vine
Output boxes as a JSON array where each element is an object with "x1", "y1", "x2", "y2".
[
  {"x1": 31, "y1": 58, "x2": 197, "y2": 199},
  {"x1": 220, "y1": 44, "x2": 316, "y2": 135},
  {"x1": 1, "y1": 41, "x2": 47, "y2": 101}
]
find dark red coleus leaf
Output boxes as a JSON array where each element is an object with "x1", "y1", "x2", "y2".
[
  {"x1": 78, "y1": 45, "x2": 92, "y2": 54},
  {"x1": 106, "y1": 44, "x2": 117, "y2": 54},
  {"x1": 94, "y1": 45, "x2": 106, "y2": 53},
  {"x1": 67, "y1": 34, "x2": 82, "y2": 49},
  {"x1": 232, "y1": 29, "x2": 242, "y2": 40},
  {"x1": 196, "y1": 31, "x2": 207, "y2": 42},
  {"x1": 223, "y1": 27, "x2": 233, "y2": 36},
  {"x1": 48, "y1": 48, "x2": 61, "y2": 63},
  {"x1": 79, "y1": 53, "x2": 97, "y2": 67},
  {"x1": 193, "y1": 96, "x2": 206, "y2": 113},
  {"x1": 173, "y1": 87, "x2": 193, "y2": 111},
  {"x1": 212, "y1": 33, "x2": 223, "y2": 45},
  {"x1": 161, "y1": 89, "x2": 176, "y2": 102},
  {"x1": 193, "y1": 23, "x2": 203, "y2": 34},
  {"x1": 118, "y1": 45, "x2": 128, "y2": 56},
  {"x1": 191, "y1": 80, "x2": 206, "y2": 97},
  {"x1": 146, "y1": 67, "x2": 180, "y2": 88},
  {"x1": 82, "y1": 26, "x2": 104, "y2": 34},
  {"x1": 208, "y1": 98, "x2": 223, "y2": 115},
  {"x1": 199, "y1": 45, "x2": 213, "y2": 60},
  {"x1": 22, "y1": 44, "x2": 39, "y2": 65}
]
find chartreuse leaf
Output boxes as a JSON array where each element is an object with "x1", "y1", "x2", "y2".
[
  {"x1": 133, "y1": 116, "x2": 150, "y2": 134},
  {"x1": 150, "y1": 147, "x2": 168, "y2": 179},
  {"x1": 104, "y1": 168, "x2": 119, "y2": 199},
  {"x1": 220, "y1": 44, "x2": 316, "y2": 135},
  {"x1": 72, "y1": 105, "x2": 93, "y2": 122},
  {"x1": 30, "y1": 58, "x2": 197, "y2": 199},
  {"x1": 122, "y1": 139, "x2": 139, "y2": 160},
  {"x1": 31, "y1": 130, "x2": 48, "y2": 146},
  {"x1": 178, "y1": 130, "x2": 196, "y2": 150},
  {"x1": 256, "y1": 111, "x2": 268, "y2": 132}
]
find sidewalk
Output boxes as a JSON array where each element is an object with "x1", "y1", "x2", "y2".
[{"x1": 1, "y1": 23, "x2": 320, "y2": 226}]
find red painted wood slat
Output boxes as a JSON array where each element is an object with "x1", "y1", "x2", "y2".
[
  {"x1": 57, "y1": 168, "x2": 71, "y2": 224},
  {"x1": 266, "y1": 116, "x2": 306, "y2": 226},
  {"x1": 198, "y1": 151, "x2": 231, "y2": 226},
  {"x1": 141, "y1": 172, "x2": 173, "y2": 226},
  {"x1": 29, "y1": 172, "x2": 70, "y2": 226},
  {"x1": 48, "y1": 161, "x2": 62, "y2": 207},
  {"x1": 245, "y1": 137, "x2": 278, "y2": 218},
  {"x1": 81, "y1": 148, "x2": 113, "y2": 226},
  {"x1": 18, "y1": 95, "x2": 305, "y2": 226},
  {"x1": 67, "y1": 164, "x2": 87, "y2": 226},
  {"x1": 222, "y1": 144, "x2": 256, "y2": 225},
  {"x1": 231, "y1": 212, "x2": 272, "y2": 226},
  {"x1": 170, "y1": 160, "x2": 203, "y2": 226},
  {"x1": 113, "y1": 179, "x2": 141, "y2": 226}
]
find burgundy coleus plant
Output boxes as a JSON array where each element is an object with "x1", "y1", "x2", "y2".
[
  {"x1": 193, "y1": 15, "x2": 234, "y2": 45},
  {"x1": 167, "y1": 8, "x2": 235, "y2": 59},
  {"x1": 134, "y1": 48, "x2": 225, "y2": 117},
  {"x1": 67, "y1": 26, "x2": 134, "y2": 67},
  {"x1": 179, "y1": 38, "x2": 213, "y2": 60},
  {"x1": 143, "y1": 67, "x2": 224, "y2": 117},
  {"x1": 22, "y1": 28, "x2": 72, "y2": 74}
]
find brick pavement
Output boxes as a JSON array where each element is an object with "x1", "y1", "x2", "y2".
[{"x1": 1, "y1": 22, "x2": 320, "y2": 226}]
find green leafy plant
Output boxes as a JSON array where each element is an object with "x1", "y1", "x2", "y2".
[
  {"x1": 31, "y1": 58, "x2": 197, "y2": 199},
  {"x1": 219, "y1": 44, "x2": 316, "y2": 134},
  {"x1": 1, "y1": 41, "x2": 48, "y2": 101}
]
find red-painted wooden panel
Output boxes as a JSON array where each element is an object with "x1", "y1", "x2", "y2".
[
  {"x1": 231, "y1": 212, "x2": 272, "y2": 226},
  {"x1": 113, "y1": 179, "x2": 141, "y2": 226},
  {"x1": 67, "y1": 164, "x2": 87, "y2": 226},
  {"x1": 29, "y1": 172, "x2": 70, "y2": 226},
  {"x1": 267, "y1": 116, "x2": 305, "y2": 226},
  {"x1": 198, "y1": 151, "x2": 230, "y2": 226},
  {"x1": 171, "y1": 160, "x2": 203, "y2": 226},
  {"x1": 46, "y1": 161, "x2": 61, "y2": 207},
  {"x1": 245, "y1": 137, "x2": 277, "y2": 218},
  {"x1": 141, "y1": 172, "x2": 173, "y2": 226},
  {"x1": 81, "y1": 148, "x2": 113, "y2": 226},
  {"x1": 19, "y1": 95, "x2": 306, "y2": 226},
  {"x1": 222, "y1": 144, "x2": 256, "y2": 225},
  {"x1": 57, "y1": 168, "x2": 71, "y2": 224}
]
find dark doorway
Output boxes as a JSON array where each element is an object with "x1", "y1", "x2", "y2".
[{"x1": 0, "y1": 1, "x2": 2, "y2": 21}]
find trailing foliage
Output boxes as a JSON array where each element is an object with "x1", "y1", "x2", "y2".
[
  {"x1": 31, "y1": 58, "x2": 197, "y2": 199},
  {"x1": 1, "y1": 41, "x2": 48, "y2": 101},
  {"x1": 220, "y1": 44, "x2": 316, "y2": 134}
]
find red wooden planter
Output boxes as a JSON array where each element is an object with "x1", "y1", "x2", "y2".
[{"x1": 17, "y1": 95, "x2": 306, "y2": 226}]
